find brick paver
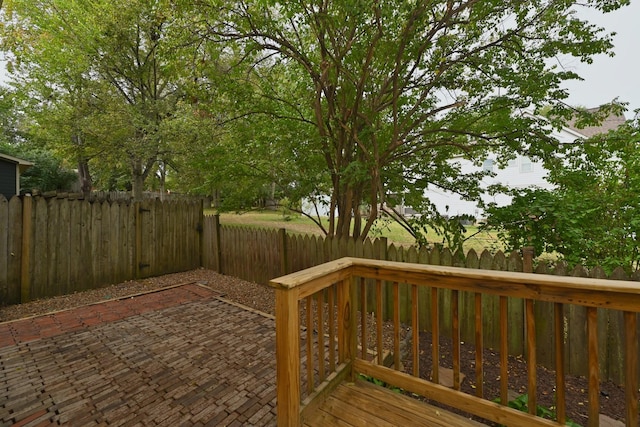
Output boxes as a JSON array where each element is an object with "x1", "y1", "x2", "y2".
[{"x1": 0, "y1": 285, "x2": 277, "y2": 426}]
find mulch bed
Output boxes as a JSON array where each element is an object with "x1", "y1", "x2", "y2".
[{"x1": 402, "y1": 331, "x2": 627, "y2": 426}]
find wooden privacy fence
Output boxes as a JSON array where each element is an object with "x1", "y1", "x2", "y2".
[
  {"x1": 0, "y1": 194, "x2": 203, "y2": 305},
  {"x1": 202, "y1": 217, "x2": 640, "y2": 385}
]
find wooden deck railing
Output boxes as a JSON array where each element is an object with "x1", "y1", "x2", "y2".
[{"x1": 269, "y1": 257, "x2": 640, "y2": 427}]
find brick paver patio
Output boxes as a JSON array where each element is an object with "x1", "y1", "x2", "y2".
[{"x1": 0, "y1": 284, "x2": 277, "y2": 426}]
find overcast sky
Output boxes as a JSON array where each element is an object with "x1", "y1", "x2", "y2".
[
  {"x1": 0, "y1": 2, "x2": 637, "y2": 118},
  {"x1": 562, "y1": 1, "x2": 640, "y2": 118}
]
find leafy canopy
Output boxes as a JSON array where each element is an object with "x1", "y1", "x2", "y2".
[
  {"x1": 1, "y1": 0, "x2": 209, "y2": 198},
  {"x1": 196, "y1": 0, "x2": 628, "y2": 239},
  {"x1": 485, "y1": 116, "x2": 640, "y2": 273}
]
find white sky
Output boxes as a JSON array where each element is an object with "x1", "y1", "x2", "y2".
[
  {"x1": 561, "y1": 1, "x2": 640, "y2": 118},
  {"x1": 0, "y1": 2, "x2": 637, "y2": 117}
]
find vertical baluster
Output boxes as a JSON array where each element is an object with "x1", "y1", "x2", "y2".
[
  {"x1": 317, "y1": 291, "x2": 325, "y2": 382},
  {"x1": 376, "y1": 279, "x2": 383, "y2": 366},
  {"x1": 500, "y1": 296, "x2": 508, "y2": 406},
  {"x1": 361, "y1": 277, "x2": 367, "y2": 360},
  {"x1": 475, "y1": 293, "x2": 483, "y2": 397},
  {"x1": 306, "y1": 296, "x2": 314, "y2": 394},
  {"x1": 412, "y1": 284, "x2": 419, "y2": 377},
  {"x1": 624, "y1": 311, "x2": 638, "y2": 426},
  {"x1": 432, "y1": 287, "x2": 439, "y2": 385},
  {"x1": 393, "y1": 282, "x2": 400, "y2": 370},
  {"x1": 555, "y1": 302, "x2": 566, "y2": 424},
  {"x1": 526, "y1": 299, "x2": 536, "y2": 415},
  {"x1": 587, "y1": 307, "x2": 599, "y2": 426},
  {"x1": 328, "y1": 284, "x2": 336, "y2": 373},
  {"x1": 452, "y1": 289, "x2": 460, "y2": 390}
]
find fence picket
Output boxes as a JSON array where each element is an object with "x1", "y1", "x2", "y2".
[
  {"x1": 33, "y1": 197, "x2": 47, "y2": 298},
  {"x1": 58, "y1": 199, "x2": 70, "y2": 295},
  {"x1": 0, "y1": 196, "x2": 8, "y2": 304},
  {"x1": 7, "y1": 197, "x2": 22, "y2": 305},
  {"x1": 46, "y1": 198, "x2": 59, "y2": 295}
]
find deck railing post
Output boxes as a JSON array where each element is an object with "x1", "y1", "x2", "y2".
[
  {"x1": 275, "y1": 287, "x2": 301, "y2": 427},
  {"x1": 337, "y1": 276, "x2": 357, "y2": 379}
]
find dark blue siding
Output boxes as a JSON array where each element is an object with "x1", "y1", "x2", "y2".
[{"x1": 0, "y1": 159, "x2": 17, "y2": 199}]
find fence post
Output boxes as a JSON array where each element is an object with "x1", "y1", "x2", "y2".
[
  {"x1": 198, "y1": 199, "x2": 204, "y2": 269},
  {"x1": 337, "y1": 276, "x2": 357, "y2": 381},
  {"x1": 20, "y1": 195, "x2": 32, "y2": 303},
  {"x1": 213, "y1": 214, "x2": 222, "y2": 273},
  {"x1": 135, "y1": 201, "x2": 142, "y2": 279},
  {"x1": 379, "y1": 237, "x2": 388, "y2": 261},
  {"x1": 279, "y1": 228, "x2": 288, "y2": 275},
  {"x1": 274, "y1": 286, "x2": 301, "y2": 426},
  {"x1": 523, "y1": 246, "x2": 535, "y2": 273}
]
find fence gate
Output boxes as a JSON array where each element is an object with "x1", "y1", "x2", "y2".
[{"x1": 135, "y1": 199, "x2": 203, "y2": 279}]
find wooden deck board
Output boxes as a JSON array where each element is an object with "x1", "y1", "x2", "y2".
[{"x1": 303, "y1": 379, "x2": 486, "y2": 427}]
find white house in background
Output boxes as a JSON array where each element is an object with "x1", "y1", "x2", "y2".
[
  {"x1": 301, "y1": 109, "x2": 626, "y2": 220},
  {"x1": 424, "y1": 109, "x2": 626, "y2": 220}
]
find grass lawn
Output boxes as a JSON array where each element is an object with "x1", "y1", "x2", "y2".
[{"x1": 207, "y1": 209, "x2": 501, "y2": 254}]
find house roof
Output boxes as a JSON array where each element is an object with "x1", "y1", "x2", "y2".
[
  {"x1": 0, "y1": 152, "x2": 34, "y2": 173},
  {"x1": 565, "y1": 107, "x2": 627, "y2": 138}
]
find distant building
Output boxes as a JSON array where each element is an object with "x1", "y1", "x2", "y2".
[
  {"x1": 301, "y1": 109, "x2": 626, "y2": 221},
  {"x1": 0, "y1": 153, "x2": 33, "y2": 199},
  {"x1": 423, "y1": 109, "x2": 626, "y2": 220}
]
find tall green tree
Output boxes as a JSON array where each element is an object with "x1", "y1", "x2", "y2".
[
  {"x1": 197, "y1": 0, "x2": 628, "y2": 239},
  {"x1": 485, "y1": 116, "x2": 640, "y2": 273},
  {"x1": 1, "y1": 0, "x2": 206, "y2": 199}
]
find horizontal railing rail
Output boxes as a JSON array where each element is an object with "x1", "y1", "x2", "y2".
[{"x1": 269, "y1": 257, "x2": 639, "y2": 427}]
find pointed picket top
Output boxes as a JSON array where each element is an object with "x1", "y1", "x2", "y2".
[
  {"x1": 439, "y1": 247, "x2": 453, "y2": 266},
  {"x1": 570, "y1": 264, "x2": 589, "y2": 278},
  {"x1": 553, "y1": 260, "x2": 569, "y2": 276},
  {"x1": 453, "y1": 248, "x2": 465, "y2": 267},
  {"x1": 609, "y1": 266, "x2": 628, "y2": 281},
  {"x1": 589, "y1": 265, "x2": 608, "y2": 280},
  {"x1": 507, "y1": 250, "x2": 523, "y2": 272},
  {"x1": 492, "y1": 250, "x2": 507, "y2": 271},
  {"x1": 387, "y1": 243, "x2": 398, "y2": 262},
  {"x1": 534, "y1": 262, "x2": 550, "y2": 274},
  {"x1": 465, "y1": 248, "x2": 479, "y2": 269},
  {"x1": 406, "y1": 246, "x2": 418, "y2": 264},
  {"x1": 418, "y1": 246, "x2": 430, "y2": 265},
  {"x1": 363, "y1": 238, "x2": 374, "y2": 260},
  {"x1": 430, "y1": 245, "x2": 441, "y2": 265}
]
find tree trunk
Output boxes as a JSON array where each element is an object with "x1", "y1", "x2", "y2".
[
  {"x1": 77, "y1": 158, "x2": 92, "y2": 195},
  {"x1": 131, "y1": 159, "x2": 145, "y2": 201},
  {"x1": 158, "y1": 162, "x2": 166, "y2": 201},
  {"x1": 71, "y1": 133, "x2": 92, "y2": 195}
]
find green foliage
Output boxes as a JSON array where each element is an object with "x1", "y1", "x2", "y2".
[
  {"x1": 494, "y1": 394, "x2": 581, "y2": 427},
  {"x1": 484, "y1": 188, "x2": 560, "y2": 257},
  {"x1": 1, "y1": 0, "x2": 210, "y2": 198},
  {"x1": 195, "y1": 0, "x2": 628, "y2": 239},
  {"x1": 406, "y1": 203, "x2": 475, "y2": 253},
  {"x1": 358, "y1": 374, "x2": 402, "y2": 393},
  {"x1": 485, "y1": 116, "x2": 640, "y2": 273},
  {"x1": 0, "y1": 143, "x2": 77, "y2": 192}
]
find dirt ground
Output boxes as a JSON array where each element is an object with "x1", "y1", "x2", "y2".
[{"x1": 403, "y1": 331, "x2": 627, "y2": 426}]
